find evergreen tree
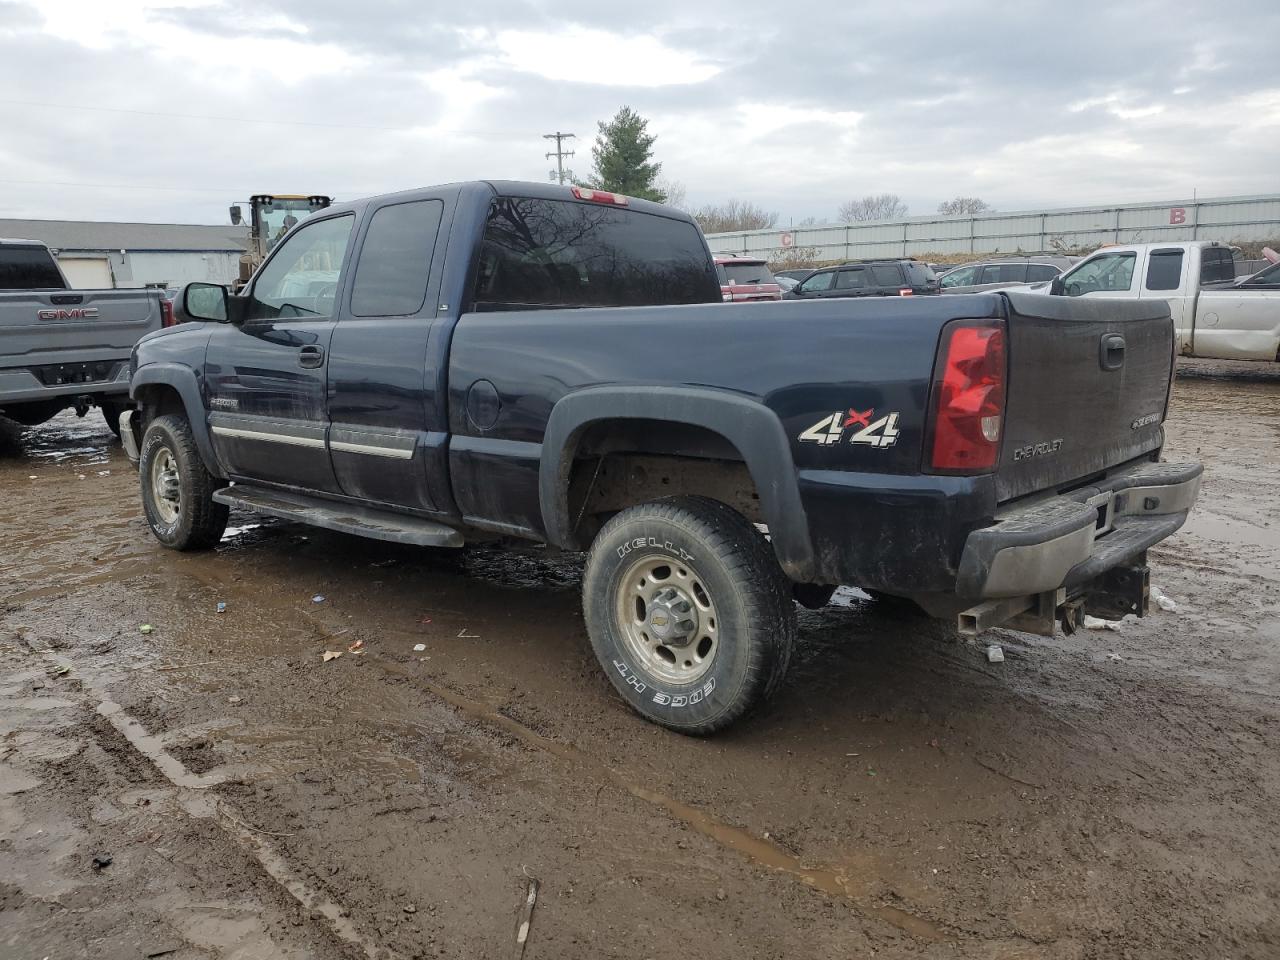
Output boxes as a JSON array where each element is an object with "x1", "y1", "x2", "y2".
[{"x1": 588, "y1": 106, "x2": 666, "y2": 202}]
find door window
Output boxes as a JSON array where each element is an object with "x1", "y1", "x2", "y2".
[
  {"x1": 248, "y1": 215, "x2": 354, "y2": 321},
  {"x1": 977, "y1": 263, "x2": 1028, "y2": 284},
  {"x1": 835, "y1": 267, "x2": 867, "y2": 289},
  {"x1": 796, "y1": 270, "x2": 835, "y2": 293},
  {"x1": 1026, "y1": 264, "x2": 1061, "y2": 282},
  {"x1": 940, "y1": 265, "x2": 978, "y2": 288},
  {"x1": 1060, "y1": 253, "x2": 1136, "y2": 295},
  {"x1": 1145, "y1": 249, "x2": 1184, "y2": 291},
  {"x1": 870, "y1": 264, "x2": 903, "y2": 286},
  {"x1": 350, "y1": 200, "x2": 443, "y2": 317}
]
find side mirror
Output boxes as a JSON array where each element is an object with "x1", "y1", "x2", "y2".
[
  {"x1": 177, "y1": 282, "x2": 241, "y2": 324},
  {"x1": 1049, "y1": 276, "x2": 1065, "y2": 296}
]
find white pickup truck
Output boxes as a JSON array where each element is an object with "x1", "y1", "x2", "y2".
[{"x1": 1045, "y1": 241, "x2": 1280, "y2": 362}]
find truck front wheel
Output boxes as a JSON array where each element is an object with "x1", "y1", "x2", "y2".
[
  {"x1": 139, "y1": 414, "x2": 228, "y2": 550},
  {"x1": 582, "y1": 496, "x2": 796, "y2": 735}
]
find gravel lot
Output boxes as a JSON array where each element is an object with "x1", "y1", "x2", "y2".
[{"x1": 2, "y1": 357, "x2": 1278, "y2": 960}]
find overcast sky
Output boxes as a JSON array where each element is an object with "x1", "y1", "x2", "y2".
[{"x1": 1, "y1": 0, "x2": 1277, "y2": 227}]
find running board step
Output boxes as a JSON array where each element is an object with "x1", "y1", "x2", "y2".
[{"x1": 213, "y1": 485, "x2": 465, "y2": 548}]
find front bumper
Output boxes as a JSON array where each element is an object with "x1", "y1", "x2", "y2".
[{"x1": 956, "y1": 459, "x2": 1202, "y2": 600}]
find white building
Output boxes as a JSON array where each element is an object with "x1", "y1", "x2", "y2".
[{"x1": 0, "y1": 218, "x2": 248, "y2": 289}]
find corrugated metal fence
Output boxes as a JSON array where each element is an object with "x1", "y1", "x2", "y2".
[{"x1": 705, "y1": 193, "x2": 1280, "y2": 262}]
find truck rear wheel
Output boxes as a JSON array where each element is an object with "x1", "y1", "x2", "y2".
[
  {"x1": 139, "y1": 414, "x2": 228, "y2": 550},
  {"x1": 582, "y1": 496, "x2": 796, "y2": 735},
  {"x1": 99, "y1": 399, "x2": 128, "y2": 440}
]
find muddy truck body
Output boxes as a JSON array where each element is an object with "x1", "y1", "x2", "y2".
[
  {"x1": 0, "y1": 238, "x2": 167, "y2": 436},
  {"x1": 123, "y1": 180, "x2": 1202, "y2": 733}
]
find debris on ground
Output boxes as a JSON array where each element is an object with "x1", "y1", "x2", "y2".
[
  {"x1": 312, "y1": 595, "x2": 326, "y2": 604},
  {"x1": 1151, "y1": 586, "x2": 1178, "y2": 613},
  {"x1": 91, "y1": 854, "x2": 113, "y2": 871},
  {"x1": 139, "y1": 624, "x2": 154, "y2": 635},
  {"x1": 348, "y1": 640, "x2": 365, "y2": 654},
  {"x1": 715, "y1": 888, "x2": 727, "y2": 901},
  {"x1": 458, "y1": 628, "x2": 480, "y2": 639},
  {"x1": 413, "y1": 643, "x2": 427, "y2": 652},
  {"x1": 403, "y1": 903, "x2": 417, "y2": 914},
  {"x1": 52, "y1": 664, "x2": 70, "y2": 677},
  {"x1": 514, "y1": 876, "x2": 539, "y2": 958},
  {"x1": 322, "y1": 650, "x2": 343, "y2": 663},
  {"x1": 1083, "y1": 615, "x2": 1120, "y2": 631},
  {"x1": 216, "y1": 601, "x2": 227, "y2": 613},
  {"x1": 986, "y1": 644, "x2": 1005, "y2": 663},
  {"x1": 1107, "y1": 653, "x2": 1124, "y2": 662},
  {"x1": 228, "y1": 695, "x2": 243, "y2": 705}
]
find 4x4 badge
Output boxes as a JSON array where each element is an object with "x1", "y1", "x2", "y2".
[{"x1": 799, "y1": 408, "x2": 901, "y2": 448}]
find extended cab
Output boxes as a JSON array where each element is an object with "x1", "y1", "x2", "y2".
[
  {"x1": 1045, "y1": 241, "x2": 1280, "y2": 361},
  {"x1": 1, "y1": 238, "x2": 169, "y2": 434},
  {"x1": 124, "y1": 181, "x2": 1201, "y2": 734}
]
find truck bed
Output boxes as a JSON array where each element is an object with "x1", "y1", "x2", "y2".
[{"x1": 0, "y1": 288, "x2": 165, "y2": 407}]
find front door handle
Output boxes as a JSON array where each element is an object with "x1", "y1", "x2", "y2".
[{"x1": 298, "y1": 345, "x2": 325, "y2": 369}]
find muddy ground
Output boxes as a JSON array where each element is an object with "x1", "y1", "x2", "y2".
[{"x1": 2, "y1": 358, "x2": 1278, "y2": 960}]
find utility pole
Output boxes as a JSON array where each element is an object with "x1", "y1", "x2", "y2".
[{"x1": 543, "y1": 131, "x2": 576, "y2": 185}]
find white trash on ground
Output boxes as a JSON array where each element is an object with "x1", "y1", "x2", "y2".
[
  {"x1": 986, "y1": 644, "x2": 1005, "y2": 663},
  {"x1": 1151, "y1": 585, "x2": 1178, "y2": 613}
]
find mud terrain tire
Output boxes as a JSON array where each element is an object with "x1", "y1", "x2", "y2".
[{"x1": 139, "y1": 414, "x2": 228, "y2": 550}]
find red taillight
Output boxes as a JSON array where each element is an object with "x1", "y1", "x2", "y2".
[
  {"x1": 898, "y1": 288, "x2": 913, "y2": 297},
  {"x1": 928, "y1": 320, "x2": 1006, "y2": 473},
  {"x1": 571, "y1": 186, "x2": 629, "y2": 206},
  {"x1": 161, "y1": 298, "x2": 176, "y2": 328}
]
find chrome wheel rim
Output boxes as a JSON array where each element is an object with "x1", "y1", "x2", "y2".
[
  {"x1": 149, "y1": 447, "x2": 181, "y2": 525},
  {"x1": 616, "y1": 554, "x2": 718, "y2": 685}
]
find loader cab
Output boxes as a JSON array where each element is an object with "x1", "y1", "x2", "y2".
[{"x1": 234, "y1": 194, "x2": 333, "y2": 286}]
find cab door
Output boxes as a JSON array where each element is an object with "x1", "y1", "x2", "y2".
[
  {"x1": 204, "y1": 213, "x2": 355, "y2": 491},
  {"x1": 325, "y1": 195, "x2": 452, "y2": 512}
]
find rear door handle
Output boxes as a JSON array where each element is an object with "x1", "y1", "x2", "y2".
[
  {"x1": 1100, "y1": 333, "x2": 1126, "y2": 371},
  {"x1": 298, "y1": 345, "x2": 325, "y2": 369}
]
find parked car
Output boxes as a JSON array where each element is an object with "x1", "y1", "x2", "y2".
[
  {"x1": 785, "y1": 258, "x2": 937, "y2": 299},
  {"x1": 1233, "y1": 260, "x2": 1280, "y2": 289},
  {"x1": 938, "y1": 256, "x2": 1077, "y2": 294},
  {"x1": 0, "y1": 238, "x2": 170, "y2": 436},
  {"x1": 1040, "y1": 241, "x2": 1280, "y2": 361},
  {"x1": 714, "y1": 256, "x2": 782, "y2": 301},
  {"x1": 124, "y1": 180, "x2": 1200, "y2": 734}
]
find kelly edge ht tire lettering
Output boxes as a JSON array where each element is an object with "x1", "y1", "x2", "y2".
[
  {"x1": 583, "y1": 496, "x2": 797, "y2": 735},
  {"x1": 139, "y1": 414, "x2": 229, "y2": 551}
]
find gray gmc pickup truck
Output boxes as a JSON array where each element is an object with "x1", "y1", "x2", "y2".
[{"x1": 0, "y1": 238, "x2": 168, "y2": 436}]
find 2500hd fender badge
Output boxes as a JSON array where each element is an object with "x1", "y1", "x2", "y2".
[
  {"x1": 1012, "y1": 438, "x2": 1064, "y2": 461},
  {"x1": 799, "y1": 408, "x2": 901, "y2": 449}
]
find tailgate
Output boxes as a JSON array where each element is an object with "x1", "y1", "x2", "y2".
[
  {"x1": 996, "y1": 291, "x2": 1173, "y2": 502},
  {"x1": 0, "y1": 290, "x2": 162, "y2": 364}
]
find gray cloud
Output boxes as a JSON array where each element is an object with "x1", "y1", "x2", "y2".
[{"x1": 1, "y1": 0, "x2": 1276, "y2": 226}]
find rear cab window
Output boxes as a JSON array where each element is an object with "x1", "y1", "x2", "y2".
[
  {"x1": 1199, "y1": 247, "x2": 1236, "y2": 285},
  {"x1": 0, "y1": 245, "x2": 66, "y2": 290},
  {"x1": 472, "y1": 197, "x2": 719, "y2": 310},
  {"x1": 721, "y1": 262, "x2": 775, "y2": 285}
]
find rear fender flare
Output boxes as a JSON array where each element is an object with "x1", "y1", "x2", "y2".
[
  {"x1": 539, "y1": 386, "x2": 815, "y2": 580},
  {"x1": 131, "y1": 363, "x2": 222, "y2": 476}
]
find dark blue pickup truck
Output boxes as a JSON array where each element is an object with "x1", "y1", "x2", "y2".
[{"x1": 123, "y1": 180, "x2": 1201, "y2": 733}]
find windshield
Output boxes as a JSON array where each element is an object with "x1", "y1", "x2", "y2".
[
  {"x1": 721, "y1": 262, "x2": 775, "y2": 285},
  {"x1": 1241, "y1": 261, "x2": 1280, "y2": 286},
  {"x1": 258, "y1": 197, "x2": 331, "y2": 252}
]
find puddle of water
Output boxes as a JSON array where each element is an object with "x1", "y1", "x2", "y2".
[{"x1": 0, "y1": 410, "x2": 115, "y2": 465}]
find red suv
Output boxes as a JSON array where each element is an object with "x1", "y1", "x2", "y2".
[{"x1": 714, "y1": 256, "x2": 782, "y2": 302}]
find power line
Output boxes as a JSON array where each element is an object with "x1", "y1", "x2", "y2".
[{"x1": 543, "y1": 131, "x2": 576, "y2": 185}]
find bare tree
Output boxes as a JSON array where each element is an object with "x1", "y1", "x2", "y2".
[
  {"x1": 837, "y1": 193, "x2": 908, "y2": 222},
  {"x1": 658, "y1": 178, "x2": 688, "y2": 211},
  {"x1": 937, "y1": 196, "x2": 992, "y2": 216},
  {"x1": 693, "y1": 199, "x2": 779, "y2": 234}
]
